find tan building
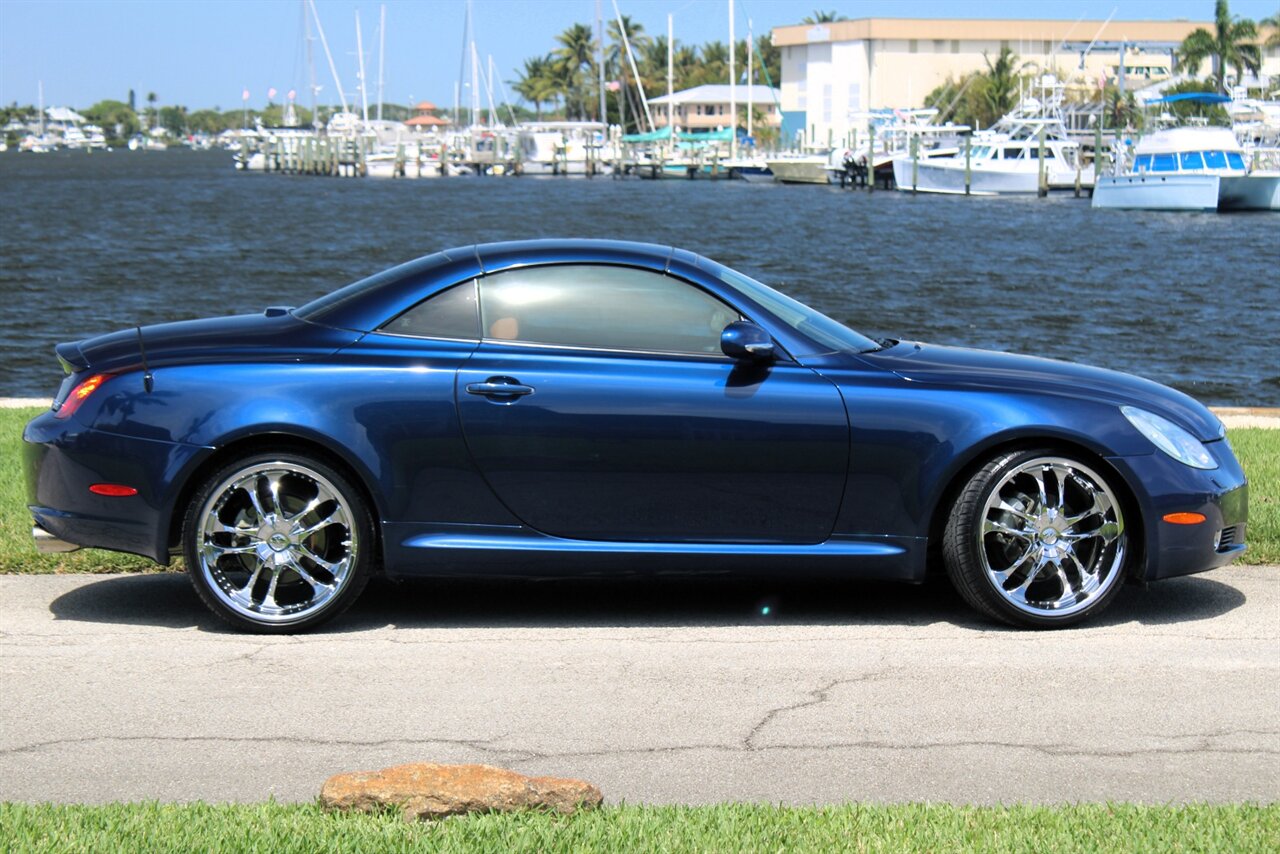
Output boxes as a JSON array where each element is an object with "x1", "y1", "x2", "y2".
[
  {"x1": 648, "y1": 84, "x2": 782, "y2": 130},
  {"x1": 771, "y1": 17, "x2": 1280, "y2": 144}
]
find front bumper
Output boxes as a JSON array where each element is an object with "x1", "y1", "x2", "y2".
[
  {"x1": 1108, "y1": 438, "x2": 1248, "y2": 582},
  {"x1": 23, "y1": 410, "x2": 213, "y2": 564}
]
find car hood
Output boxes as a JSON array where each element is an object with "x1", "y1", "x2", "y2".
[
  {"x1": 63, "y1": 311, "x2": 363, "y2": 375},
  {"x1": 860, "y1": 341, "x2": 1224, "y2": 441}
]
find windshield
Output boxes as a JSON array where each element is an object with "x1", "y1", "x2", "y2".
[{"x1": 710, "y1": 263, "x2": 881, "y2": 355}]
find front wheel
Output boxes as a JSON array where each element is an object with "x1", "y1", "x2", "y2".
[
  {"x1": 943, "y1": 450, "x2": 1131, "y2": 629},
  {"x1": 183, "y1": 452, "x2": 373, "y2": 633}
]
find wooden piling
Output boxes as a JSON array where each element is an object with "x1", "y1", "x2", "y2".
[
  {"x1": 867, "y1": 124, "x2": 875, "y2": 194},
  {"x1": 910, "y1": 134, "x2": 918, "y2": 194},
  {"x1": 1037, "y1": 125, "x2": 1047, "y2": 198},
  {"x1": 1094, "y1": 122, "x2": 1103, "y2": 185},
  {"x1": 964, "y1": 135, "x2": 971, "y2": 195}
]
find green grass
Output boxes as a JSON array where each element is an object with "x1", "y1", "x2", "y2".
[
  {"x1": 1, "y1": 802, "x2": 1276, "y2": 853},
  {"x1": 2, "y1": 406, "x2": 1277, "y2": 573},
  {"x1": 1229, "y1": 429, "x2": 1280, "y2": 564}
]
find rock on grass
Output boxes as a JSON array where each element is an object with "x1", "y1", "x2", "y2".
[{"x1": 321, "y1": 762, "x2": 603, "y2": 821}]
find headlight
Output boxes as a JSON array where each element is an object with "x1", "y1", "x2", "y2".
[{"x1": 1121, "y1": 406, "x2": 1217, "y2": 470}]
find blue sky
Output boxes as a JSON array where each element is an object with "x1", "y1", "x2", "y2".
[{"x1": 1, "y1": 0, "x2": 1274, "y2": 111}]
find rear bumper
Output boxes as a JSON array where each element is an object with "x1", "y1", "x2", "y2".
[
  {"x1": 1108, "y1": 438, "x2": 1249, "y2": 582},
  {"x1": 23, "y1": 410, "x2": 213, "y2": 564}
]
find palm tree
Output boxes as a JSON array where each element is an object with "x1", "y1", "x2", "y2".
[
  {"x1": 693, "y1": 41, "x2": 729, "y2": 86},
  {"x1": 981, "y1": 47, "x2": 1025, "y2": 121},
  {"x1": 607, "y1": 15, "x2": 649, "y2": 132},
  {"x1": 512, "y1": 55, "x2": 557, "y2": 120},
  {"x1": 1259, "y1": 10, "x2": 1279, "y2": 48},
  {"x1": 1176, "y1": 0, "x2": 1261, "y2": 92},
  {"x1": 801, "y1": 11, "x2": 847, "y2": 24},
  {"x1": 554, "y1": 23, "x2": 597, "y2": 120}
]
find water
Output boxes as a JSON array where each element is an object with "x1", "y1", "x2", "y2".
[{"x1": 1, "y1": 150, "x2": 1277, "y2": 404}]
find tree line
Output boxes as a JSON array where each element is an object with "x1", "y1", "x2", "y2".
[{"x1": 511, "y1": 16, "x2": 781, "y2": 133}]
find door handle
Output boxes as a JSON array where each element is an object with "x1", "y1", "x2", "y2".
[{"x1": 465, "y1": 377, "x2": 534, "y2": 398}]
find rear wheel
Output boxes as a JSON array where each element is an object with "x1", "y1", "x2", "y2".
[
  {"x1": 183, "y1": 452, "x2": 373, "y2": 633},
  {"x1": 943, "y1": 449, "x2": 1130, "y2": 628}
]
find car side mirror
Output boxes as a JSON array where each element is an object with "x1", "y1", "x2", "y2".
[{"x1": 720, "y1": 321, "x2": 775, "y2": 362}]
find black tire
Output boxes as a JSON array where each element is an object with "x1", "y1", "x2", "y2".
[
  {"x1": 942, "y1": 448, "x2": 1131, "y2": 629},
  {"x1": 183, "y1": 450, "x2": 374, "y2": 633}
]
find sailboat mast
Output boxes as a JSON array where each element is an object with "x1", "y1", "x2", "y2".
[
  {"x1": 729, "y1": 0, "x2": 736, "y2": 159},
  {"x1": 38, "y1": 80, "x2": 44, "y2": 136},
  {"x1": 667, "y1": 14, "x2": 673, "y2": 135},
  {"x1": 611, "y1": 0, "x2": 653, "y2": 131},
  {"x1": 747, "y1": 18, "x2": 753, "y2": 138},
  {"x1": 377, "y1": 3, "x2": 386, "y2": 122},
  {"x1": 356, "y1": 11, "x2": 369, "y2": 124},
  {"x1": 307, "y1": 0, "x2": 349, "y2": 114},
  {"x1": 595, "y1": 0, "x2": 606, "y2": 124},
  {"x1": 471, "y1": 41, "x2": 480, "y2": 126},
  {"x1": 304, "y1": 0, "x2": 318, "y2": 126},
  {"x1": 486, "y1": 54, "x2": 497, "y2": 127}
]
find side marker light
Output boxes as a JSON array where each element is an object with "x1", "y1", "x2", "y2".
[
  {"x1": 1162, "y1": 512, "x2": 1206, "y2": 525},
  {"x1": 89, "y1": 484, "x2": 138, "y2": 497}
]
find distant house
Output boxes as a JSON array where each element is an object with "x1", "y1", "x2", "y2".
[
  {"x1": 405, "y1": 101, "x2": 449, "y2": 132},
  {"x1": 648, "y1": 84, "x2": 781, "y2": 131}
]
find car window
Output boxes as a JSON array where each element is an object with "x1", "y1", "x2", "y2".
[
  {"x1": 380, "y1": 281, "x2": 480, "y2": 339},
  {"x1": 477, "y1": 265, "x2": 740, "y2": 354}
]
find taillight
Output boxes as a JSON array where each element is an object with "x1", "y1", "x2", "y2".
[{"x1": 55, "y1": 373, "x2": 111, "y2": 420}]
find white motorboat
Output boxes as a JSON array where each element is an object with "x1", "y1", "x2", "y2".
[
  {"x1": 517, "y1": 121, "x2": 610, "y2": 176},
  {"x1": 722, "y1": 155, "x2": 772, "y2": 182},
  {"x1": 1093, "y1": 125, "x2": 1280, "y2": 211},
  {"x1": 892, "y1": 77, "x2": 1082, "y2": 195},
  {"x1": 765, "y1": 151, "x2": 839, "y2": 184}
]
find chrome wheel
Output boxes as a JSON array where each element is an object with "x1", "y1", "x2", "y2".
[
  {"x1": 196, "y1": 461, "x2": 357, "y2": 625},
  {"x1": 979, "y1": 456, "x2": 1126, "y2": 617}
]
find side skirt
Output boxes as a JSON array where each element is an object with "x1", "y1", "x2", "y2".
[{"x1": 382, "y1": 523, "x2": 927, "y2": 582}]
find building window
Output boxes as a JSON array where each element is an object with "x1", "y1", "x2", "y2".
[
  {"x1": 1001, "y1": 40, "x2": 1010, "y2": 52},
  {"x1": 909, "y1": 39, "x2": 918, "y2": 53},
  {"x1": 951, "y1": 39, "x2": 960, "y2": 53},
  {"x1": 797, "y1": 79, "x2": 807, "y2": 110},
  {"x1": 934, "y1": 40, "x2": 945, "y2": 52}
]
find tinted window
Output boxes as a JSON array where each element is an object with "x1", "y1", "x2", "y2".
[
  {"x1": 381, "y1": 281, "x2": 480, "y2": 339},
  {"x1": 1226, "y1": 151, "x2": 1245, "y2": 169},
  {"x1": 1203, "y1": 150, "x2": 1228, "y2": 168},
  {"x1": 1134, "y1": 154, "x2": 1153, "y2": 172},
  {"x1": 1179, "y1": 151, "x2": 1204, "y2": 170},
  {"x1": 1152, "y1": 153, "x2": 1177, "y2": 172},
  {"x1": 478, "y1": 265, "x2": 740, "y2": 354}
]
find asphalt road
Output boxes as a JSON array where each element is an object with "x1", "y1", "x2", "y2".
[{"x1": 1, "y1": 567, "x2": 1277, "y2": 806}]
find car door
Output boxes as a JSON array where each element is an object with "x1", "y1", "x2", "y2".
[{"x1": 454, "y1": 263, "x2": 849, "y2": 544}]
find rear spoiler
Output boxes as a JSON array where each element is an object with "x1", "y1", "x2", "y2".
[{"x1": 55, "y1": 341, "x2": 89, "y2": 375}]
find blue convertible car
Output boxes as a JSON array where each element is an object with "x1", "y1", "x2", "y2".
[{"x1": 24, "y1": 240, "x2": 1247, "y2": 632}]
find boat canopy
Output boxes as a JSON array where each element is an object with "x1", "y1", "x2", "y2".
[
  {"x1": 622, "y1": 127, "x2": 734, "y2": 144},
  {"x1": 1148, "y1": 92, "x2": 1231, "y2": 104}
]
